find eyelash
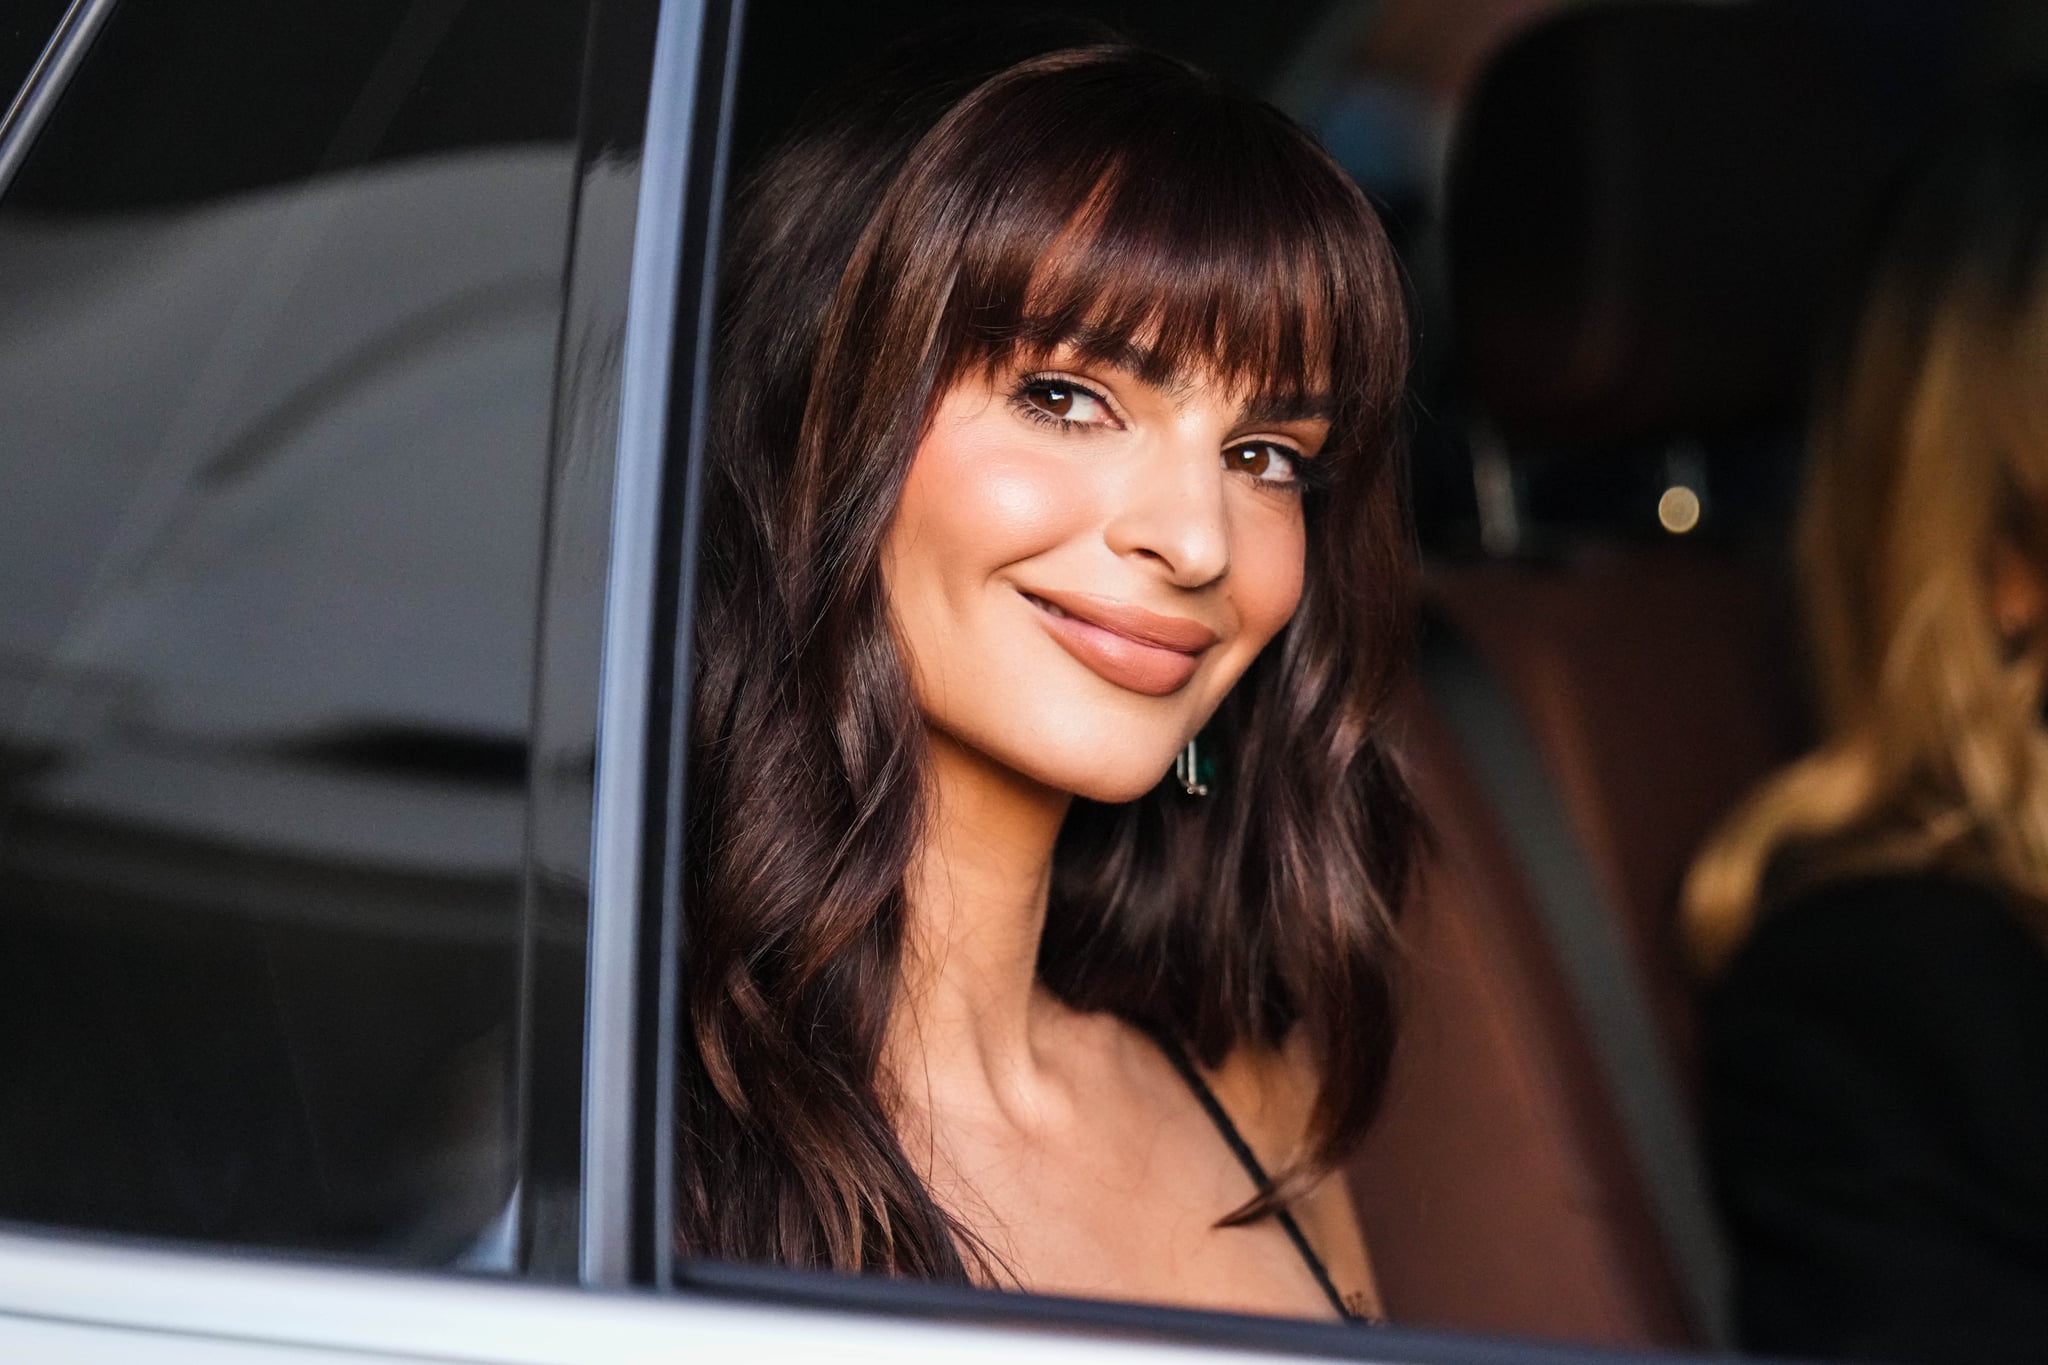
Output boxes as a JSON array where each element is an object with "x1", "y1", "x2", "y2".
[
  {"x1": 1008, "y1": 373, "x2": 1112, "y2": 432},
  {"x1": 1006, "y1": 373, "x2": 1329, "y2": 494}
]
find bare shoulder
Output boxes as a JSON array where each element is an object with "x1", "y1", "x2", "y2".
[
  {"x1": 1203, "y1": 1033, "x2": 1318, "y2": 1164},
  {"x1": 1204, "y1": 1034, "x2": 1383, "y2": 1320}
]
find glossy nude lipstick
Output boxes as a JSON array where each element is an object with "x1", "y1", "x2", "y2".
[{"x1": 1021, "y1": 588, "x2": 1218, "y2": 697}]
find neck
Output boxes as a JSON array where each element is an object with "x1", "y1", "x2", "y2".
[{"x1": 889, "y1": 729, "x2": 1072, "y2": 1100}]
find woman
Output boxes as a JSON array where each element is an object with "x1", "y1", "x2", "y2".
[
  {"x1": 679, "y1": 40, "x2": 1414, "y2": 1322},
  {"x1": 1685, "y1": 91, "x2": 2048, "y2": 1363}
]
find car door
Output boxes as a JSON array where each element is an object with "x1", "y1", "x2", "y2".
[{"x1": 0, "y1": 2, "x2": 1746, "y2": 1361}]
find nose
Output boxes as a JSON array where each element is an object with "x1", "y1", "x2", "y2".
[{"x1": 1102, "y1": 433, "x2": 1231, "y2": 588}]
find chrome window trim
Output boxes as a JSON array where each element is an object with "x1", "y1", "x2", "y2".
[
  {"x1": 644, "y1": 0, "x2": 745, "y2": 1292},
  {"x1": 579, "y1": 0, "x2": 712, "y2": 1287}
]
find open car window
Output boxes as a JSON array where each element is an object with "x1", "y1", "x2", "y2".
[{"x1": 655, "y1": 2, "x2": 2042, "y2": 1362}]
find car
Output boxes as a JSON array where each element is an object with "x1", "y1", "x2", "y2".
[{"x1": 3, "y1": 0, "x2": 2031, "y2": 1360}]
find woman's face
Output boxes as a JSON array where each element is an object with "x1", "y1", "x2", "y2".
[{"x1": 882, "y1": 347, "x2": 1327, "y2": 803}]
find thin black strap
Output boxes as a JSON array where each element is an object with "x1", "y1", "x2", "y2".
[{"x1": 1153, "y1": 1037, "x2": 1358, "y2": 1322}]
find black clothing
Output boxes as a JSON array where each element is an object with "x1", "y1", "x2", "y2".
[
  {"x1": 1704, "y1": 871, "x2": 2048, "y2": 1364},
  {"x1": 1154, "y1": 1037, "x2": 1368, "y2": 1323}
]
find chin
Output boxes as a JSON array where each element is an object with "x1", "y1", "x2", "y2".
[
  {"x1": 1017, "y1": 741, "x2": 1181, "y2": 805},
  {"x1": 1065, "y1": 768, "x2": 1172, "y2": 805}
]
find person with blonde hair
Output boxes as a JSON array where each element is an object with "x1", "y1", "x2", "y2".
[{"x1": 1684, "y1": 88, "x2": 2048, "y2": 1364}]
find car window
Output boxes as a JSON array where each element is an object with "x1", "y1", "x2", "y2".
[
  {"x1": 666, "y1": 3, "x2": 2027, "y2": 1362},
  {"x1": 0, "y1": 0, "x2": 587, "y2": 1266},
  {"x1": 0, "y1": 0, "x2": 71, "y2": 113}
]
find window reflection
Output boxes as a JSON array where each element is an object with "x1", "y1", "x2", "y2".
[{"x1": 0, "y1": 0, "x2": 582, "y2": 1264}]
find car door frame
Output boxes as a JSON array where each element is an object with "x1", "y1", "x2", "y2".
[{"x1": 514, "y1": 0, "x2": 742, "y2": 1289}]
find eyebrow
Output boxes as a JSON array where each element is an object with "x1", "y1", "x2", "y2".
[
  {"x1": 1238, "y1": 392, "x2": 1335, "y2": 425},
  {"x1": 1038, "y1": 330, "x2": 1172, "y2": 386}
]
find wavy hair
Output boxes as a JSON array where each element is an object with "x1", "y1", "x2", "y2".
[
  {"x1": 1685, "y1": 90, "x2": 2048, "y2": 970},
  {"x1": 680, "y1": 40, "x2": 1415, "y2": 1278}
]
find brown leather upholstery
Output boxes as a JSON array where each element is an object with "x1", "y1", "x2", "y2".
[
  {"x1": 1351, "y1": 688, "x2": 1697, "y2": 1348},
  {"x1": 1351, "y1": 551, "x2": 1804, "y2": 1346},
  {"x1": 1428, "y1": 550, "x2": 1807, "y2": 1076},
  {"x1": 1349, "y1": 2, "x2": 1841, "y2": 1344}
]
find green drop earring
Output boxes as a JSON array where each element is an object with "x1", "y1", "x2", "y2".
[{"x1": 1175, "y1": 736, "x2": 1214, "y2": 797}]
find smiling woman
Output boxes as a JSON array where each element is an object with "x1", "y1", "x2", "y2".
[
  {"x1": 681, "y1": 37, "x2": 1413, "y2": 1322},
  {"x1": 885, "y1": 355, "x2": 1318, "y2": 791}
]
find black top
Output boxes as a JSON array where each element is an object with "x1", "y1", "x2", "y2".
[
  {"x1": 1153, "y1": 1037, "x2": 1368, "y2": 1324},
  {"x1": 1703, "y1": 870, "x2": 2048, "y2": 1364}
]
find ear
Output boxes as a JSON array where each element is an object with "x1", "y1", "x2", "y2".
[{"x1": 1991, "y1": 539, "x2": 2048, "y2": 643}]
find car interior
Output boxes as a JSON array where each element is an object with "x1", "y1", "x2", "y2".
[
  {"x1": 1349, "y1": 2, "x2": 1887, "y2": 1346},
  {"x1": 3, "y1": 0, "x2": 2046, "y2": 1359},
  {"x1": 1347, "y1": 1, "x2": 2023, "y2": 1350}
]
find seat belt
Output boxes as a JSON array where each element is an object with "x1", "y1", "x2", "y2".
[{"x1": 1419, "y1": 619, "x2": 1732, "y2": 1346}]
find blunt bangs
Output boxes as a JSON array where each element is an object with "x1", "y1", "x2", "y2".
[{"x1": 900, "y1": 49, "x2": 1403, "y2": 460}]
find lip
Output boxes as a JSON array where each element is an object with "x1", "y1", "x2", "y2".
[{"x1": 1020, "y1": 587, "x2": 1219, "y2": 697}]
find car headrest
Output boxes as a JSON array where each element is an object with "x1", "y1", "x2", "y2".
[{"x1": 1448, "y1": 3, "x2": 1892, "y2": 450}]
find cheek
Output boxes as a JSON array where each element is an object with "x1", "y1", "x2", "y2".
[
  {"x1": 888, "y1": 413, "x2": 1093, "y2": 601},
  {"x1": 1228, "y1": 506, "x2": 1308, "y2": 649}
]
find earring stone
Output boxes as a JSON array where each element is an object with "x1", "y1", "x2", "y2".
[{"x1": 1175, "y1": 737, "x2": 1212, "y2": 797}]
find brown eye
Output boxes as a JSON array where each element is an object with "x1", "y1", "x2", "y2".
[
  {"x1": 1226, "y1": 442, "x2": 1297, "y2": 484},
  {"x1": 1014, "y1": 377, "x2": 1109, "y2": 425},
  {"x1": 1031, "y1": 383, "x2": 1073, "y2": 417}
]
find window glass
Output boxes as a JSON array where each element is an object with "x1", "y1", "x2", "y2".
[
  {"x1": 0, "y1": 0, "x2": 70, "y2": 111},
  {"x1": 0, "y1": 0, "x2": 585, "y2": 1264}
]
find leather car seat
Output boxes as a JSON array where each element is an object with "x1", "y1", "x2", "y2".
[
  {"x1": 1349, "y1": 1, "x2": 1912, "y2": 1348},
  {"x1": 1352, "y1": 680, "x2": 1700, "y2": 1347}
]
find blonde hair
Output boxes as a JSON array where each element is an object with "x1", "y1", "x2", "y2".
[{"x1": 1684, "y1": 102, "x2": 2048, "y2": 971}]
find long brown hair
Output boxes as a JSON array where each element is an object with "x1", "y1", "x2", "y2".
[
  {"x1": 681, "y1": 40, "x2": 1415, "y2": 1279},
  {"x1": 1685, "y1": 90, "x2": 2048, "y2": 969}
]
